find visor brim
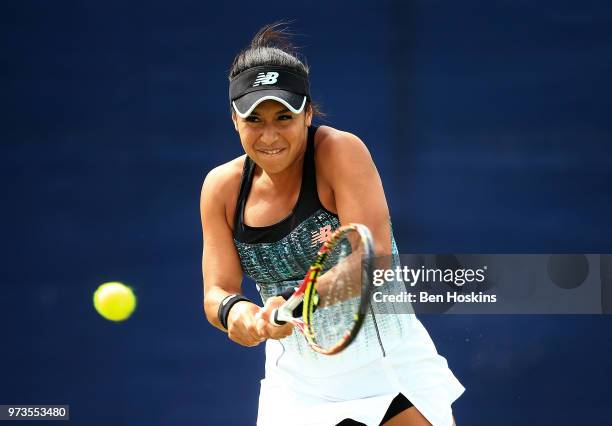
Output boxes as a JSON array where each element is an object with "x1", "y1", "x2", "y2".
[{"x1": 232, "y1": 90, "x2": 307, "y2": 118}]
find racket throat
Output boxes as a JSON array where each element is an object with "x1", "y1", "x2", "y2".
[{"x1": 272, "y1": 306, "x2": 294, "y2": 326}]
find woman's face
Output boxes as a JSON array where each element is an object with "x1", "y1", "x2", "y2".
[{"x1": 232, "y1": 99, "x2": 312, "y2": 174}]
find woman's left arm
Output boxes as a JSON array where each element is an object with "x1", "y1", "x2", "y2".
[{"x1": 318, "y1": 130, "x2": 393, "y2": 255}]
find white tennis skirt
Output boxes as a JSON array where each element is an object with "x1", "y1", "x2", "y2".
[{"x1": 257, "y1": 316, "x2": 465, "y2": 426}]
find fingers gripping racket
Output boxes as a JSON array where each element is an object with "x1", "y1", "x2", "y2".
[{"x1": 270, "y1": 223, "x2": 375, "y2": 355}]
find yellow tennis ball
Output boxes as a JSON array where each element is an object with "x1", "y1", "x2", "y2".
[{"x1": 93, "y1": 282, "x2": 136, "y2": 321}]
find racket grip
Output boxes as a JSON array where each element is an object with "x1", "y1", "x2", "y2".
[{"x1": 270, "y1": 309, "x2": 287, "y2": 326}]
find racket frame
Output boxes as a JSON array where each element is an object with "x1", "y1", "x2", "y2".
[{"x1": 270, "y1": 223, "x2": 374, "y2": 355}]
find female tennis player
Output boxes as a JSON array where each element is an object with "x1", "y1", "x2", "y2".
[{"x1": 201, "y1": 24, "x2": 464, "y2": 426}]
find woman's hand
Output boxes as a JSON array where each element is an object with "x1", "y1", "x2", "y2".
[
  {"x1": 255, "y1": 296, "x2": 295, "y2": 340},
  {"x1": 226, "y1": 301, "x2": 266, "y2": 347}
]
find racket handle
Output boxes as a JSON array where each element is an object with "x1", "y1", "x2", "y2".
[{"x1": 271, "y1": 309, "x2": 287, "y2": 326}]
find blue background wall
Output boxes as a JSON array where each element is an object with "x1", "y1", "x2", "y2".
[{"x1": 2, "y1": 1, "x2": 611, "y2": 424}]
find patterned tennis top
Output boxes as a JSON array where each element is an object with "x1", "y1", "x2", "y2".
[{"x1": 233, "y1": 126, "x2": 411, "y2": 375}]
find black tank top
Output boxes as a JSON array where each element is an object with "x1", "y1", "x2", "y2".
[{"x1": 233, "y1": 125, "x2": 337, "y2": 244}]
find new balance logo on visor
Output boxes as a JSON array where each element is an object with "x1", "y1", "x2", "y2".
[{"x1": 252, "y1": 72, "x2": 279, "y2": 87}]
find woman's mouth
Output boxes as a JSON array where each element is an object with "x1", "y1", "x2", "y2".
[{"x1": 257, "y1": 148, "x2": 285, "y2": 156}]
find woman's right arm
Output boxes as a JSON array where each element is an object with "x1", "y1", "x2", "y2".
[{"x1": 200, "y1": 166, "x2": 264, "y2": 347}]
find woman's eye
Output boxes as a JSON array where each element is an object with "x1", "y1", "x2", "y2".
[
  {"x1": 245, "y1": 116, "x2": 260, "y2": 122},
  {"x1": 278, "y1": 114, "x2": 292, "y2": 120}
]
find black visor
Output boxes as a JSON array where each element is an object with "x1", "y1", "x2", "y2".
[{"x1": 229, "y1": 66, "x2": 310, "y2": 117}]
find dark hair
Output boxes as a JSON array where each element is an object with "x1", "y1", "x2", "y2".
[{"x1": 229, "y1": 22, "x2": 325, "y2": 118}]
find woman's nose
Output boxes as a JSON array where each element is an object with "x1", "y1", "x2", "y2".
[{"x1": 259, "y1": 125, "x2": 279, "y2": 145}]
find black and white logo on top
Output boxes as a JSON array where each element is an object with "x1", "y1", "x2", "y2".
[{"x1": 252, "y1": 72, "x2": 279, "y2": 87}]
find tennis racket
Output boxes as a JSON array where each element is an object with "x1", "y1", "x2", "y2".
[{"x1": 269, "y1": 223, "x2": 375, "y2": 355}]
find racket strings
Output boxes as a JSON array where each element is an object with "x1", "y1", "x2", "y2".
[{"x1": 309, "y1": 231, "x2": 366, "y2": 351}]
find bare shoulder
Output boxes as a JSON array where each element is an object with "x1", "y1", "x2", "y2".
[
  {"x1": 314, "y1": 125, "x2": 373, "y2": 168},
  {"x1": 200, "y1": 155, "x2": 246, "y2": 219}
]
